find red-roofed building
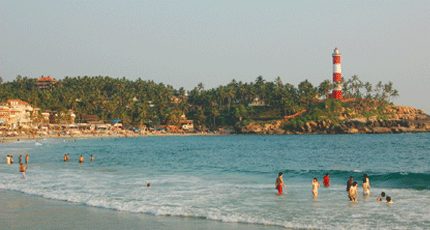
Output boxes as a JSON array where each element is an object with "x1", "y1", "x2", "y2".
[{"x1": 35, "y1": 76, "x2": 57, "y2": 90}]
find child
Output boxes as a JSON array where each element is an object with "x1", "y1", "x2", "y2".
[
  {"x1": 323, "y1": 173, "x2": 330, "y2": 187},
  {"x1": 312, "y1": 178, "x2": 321, "y2": 197},
  {"x1": 275, "y1": 172, "x2": 287, "y2": 195},
  {"x1": 349, "y1": 181, "x2": 358, "y2": 201}
]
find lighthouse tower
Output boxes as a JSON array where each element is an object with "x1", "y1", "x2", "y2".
[{"x1": 332, "y1": 47, "x2": 343, "y2": 99}]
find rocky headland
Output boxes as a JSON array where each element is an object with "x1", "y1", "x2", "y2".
[{"x1": 238, "y1": 102, "x2": 430, "y2": 135}]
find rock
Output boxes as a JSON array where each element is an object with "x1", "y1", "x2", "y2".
[
  {"x1": 346, "y1": 128, "x2": 359, "y2": 134},
  {"x1": 371, "y1": 127, "x2": 392, "y2": 134}
]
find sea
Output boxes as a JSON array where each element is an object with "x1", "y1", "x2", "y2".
[{"x1": 1, "y1": 134, "x2": 430, "y2": 229}]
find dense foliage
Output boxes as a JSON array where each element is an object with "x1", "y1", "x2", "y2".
[{"x1": 0, "y1": 75, "x2": 398, "y2": 129}]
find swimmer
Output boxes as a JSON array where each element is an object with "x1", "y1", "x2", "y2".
[
  {"x1": 147, "y1": 183, "x2": 151, "y2": 187},
  {"x1": 19, "y1": 163, "x2": 27, "y2": 179},
  {"x1": 79, "y1": 155, "x2": 84, "y2": 163},
  {"x1": 362, "y1": 174, "x2": 370, "y2": 195},
  {"x1": 91, "y1": 155, "x2": 94, "y2": 162},
  {"x1": 25, "y1": 155, "x2": 29, "y2": 164},
  {"x1": 323, "y1": 173, "x2": 330, "y2": 187},
  {"x1": 66, "y1": 154, "x2": 69, "y2": 161},
  {"x1": 275, "y1": 172, "x2": 287, "y2": 195},
  {"x1": 386, "y1": 196, "x2": 393, "y2": 204},
  {"x1": 312, "y1": 178, "x2": 321, "y2": 197},
  {"x1": 64, "y1": 154, "x2": 68, "y2": 162},
  {"x1": 349, "y1": 181, "x2": 358, "y2": 201},
  {"x1": 346, "y1": 176, "x2": 354, "y2": 192},
  {"x1": 377, "y1": 192, "x2": 386, "y2": 201}
]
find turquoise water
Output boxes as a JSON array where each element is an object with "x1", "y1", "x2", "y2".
[{"x1": 1, "y1": 134, "x2": 430, "y2": 229}]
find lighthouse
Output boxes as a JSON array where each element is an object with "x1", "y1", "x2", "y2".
[{"x1": 332, "y1": 47, "x2": 343, "y2": 99}]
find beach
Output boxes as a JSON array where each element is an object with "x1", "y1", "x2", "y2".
[
  {"x1": 1, "y1": 134, "x2": 430, "y2": 229},
  {"x1": 0, "y1": 190, "x2": 280, "y2": 230}
]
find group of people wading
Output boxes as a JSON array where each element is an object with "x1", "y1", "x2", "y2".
[
  {"x1": 275, "y1": 172, "x2": 393, "y2": 204},
  {"x1": 4, "y1": 154, "x2": 29, "y2": 179}
]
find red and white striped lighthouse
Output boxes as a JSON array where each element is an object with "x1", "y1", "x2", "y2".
[{"x1": 332, "y1": 47, "x2": 343, "y2": 99}]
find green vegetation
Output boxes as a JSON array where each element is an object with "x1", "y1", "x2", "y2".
[{"x1": 0, "y1": 75, "x2": 399, "y2": 129}]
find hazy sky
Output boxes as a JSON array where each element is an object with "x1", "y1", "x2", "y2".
[{"x1": 1, "y1": 1, "x2": 429, "y2": 112}]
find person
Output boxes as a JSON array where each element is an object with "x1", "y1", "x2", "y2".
[
  {"x1": 312, "y1": 178, "x2": 321, "y2": 197},
  {"x1": 386, "y1": 196, "x2": 393, "y2": 204},
  {"x1": 346, "y1": 176, "x2": 354, "y2": 192},
  {"x1": 66, "y1": 154, "x2": 69, "y2": 161},
  {"x1": 349, "y1": 181, "x2": 358, "y2": 201},
  {"x1": 323, "y1": 173, "x2": 330, "y2": 187},
  {"x1": 5, "y1": 155, "x2": 11, "y2": 165},
  {"x1": 79, "y1": 155, "x2": 84, "y2": 163},
  {"x1": 64, "y1": 154, "x2": 68, "y2": 162},
  {"x1": 362, "y1": 174, "x2": 370, "y2": 195},
  {"x1": 147, "y1": 183, "x2": 151, "y2": 187},
  {"x1": 10, "y1": 155, "x2": 14, "y2": 164},
  {"x1": 19, "y1": 155, "x2": 23, "y2": 164},
  {"x1": 377, "y1": 192, "x2": 386, "y2": 201},
  {"x1": 25, "y1": 154, "x2": 29, "y2": 164},
  {"x1": 275, "y1": 172, "x2": 287, "y2": 195},
  {"x1": 91, "y1": 155, "x2": 94, "y2": 162},
  {"x1": 19, "y1": 163, "x2": 27, "y2": 179}
]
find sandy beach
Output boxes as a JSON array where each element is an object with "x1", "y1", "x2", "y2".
[{"x1": 0, "y1": 190, "x2": 281, "y2": 230}]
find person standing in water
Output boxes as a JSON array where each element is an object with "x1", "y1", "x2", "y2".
[
  {"x1": 79, "y1": 155, "x2": 84, "y2": 163},
  {"x1": 275, "y1": 172, "x2": 287, "y2": 195},
  {"x1": 91, "y1": 155, "x2": 94, "y2": 162},
  {"x1": 323, "y1": 173, "x2": 330, "y2": 187},
  {"x1": 5, "y1": 155, "x2": 11, "y2": 164},
  {"x1": 19, "y1": 155, "x2": 23, "y2": 164},
  {"x1": 362, "y1": 174, "x2": 370, "y2": 195},
  {"x1": 64, "y1": 154, "x2": 68, "y2": 162},
  {"x1": 19, "y1": 163, "x2": 27, "y2": 179},
  {"x1": 312, "y1": 178, "x2": 321, "y2": 197},
  {"x1": 346, "y1": 176, "x2": 354, "y2": 192},
  {"x1": 10, "y1": 155, "x2": 14, "y2": 164},
  {"x1": 349, "y1": 181, "x2": 358, "y2": 201},
  {"x1": 25, "y1": 154, "x2": 29, "y2": 164}
]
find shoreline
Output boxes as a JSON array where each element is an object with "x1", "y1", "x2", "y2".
[
  {"x1": 0, "y1": 132, "x2": 220, "y2": 144},
  {"x1": 0, "y1": 189, "x2": 283, "y2": 230}
]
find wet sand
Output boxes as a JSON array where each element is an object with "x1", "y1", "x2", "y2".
[{"x1": 0, "y1": 190, "x2": 281, "y2": 230}]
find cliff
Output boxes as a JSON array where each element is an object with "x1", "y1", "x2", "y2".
[{"x1": 238, "y1": 102, "x2": 430, "y2": 135}]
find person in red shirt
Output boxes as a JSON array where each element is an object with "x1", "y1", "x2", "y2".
[{"x1": 323, "y1": 173, "x2": 330, "y2": 187}]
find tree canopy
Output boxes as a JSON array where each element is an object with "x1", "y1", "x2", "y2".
[{"x1": 0, "y1": 75, "x2": 399, "y2": 128}]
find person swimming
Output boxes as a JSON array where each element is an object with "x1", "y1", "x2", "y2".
[
  {"x1": 386, "y1": 196, "x2": 393, "y2": 204},
  {"x1": 275, "y1": 172, "x2": 287, "y2": 195},
  {"x1": 377, "y1": 192, "x2": 386, "y2": 201}
]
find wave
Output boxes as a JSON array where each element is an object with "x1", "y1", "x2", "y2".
[{"x1": 278, "y1": 169, "x2": 430, "y2": 190}]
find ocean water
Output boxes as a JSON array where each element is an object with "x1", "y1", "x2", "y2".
[{"x1": 1, "y1": 134, "x2": 430, "y2": 229}]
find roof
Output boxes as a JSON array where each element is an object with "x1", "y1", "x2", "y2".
[
  {"x1": 110, "y1": 119, "x2": 122, "y2": 123},
  {"x1": 7, "y1": 99, "x2": 30, "y2": 105},
  {"x1": 36, "y1": 76, "x2": 58, "y2": 82}
]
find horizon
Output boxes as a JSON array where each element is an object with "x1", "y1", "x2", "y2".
[{"x1": 1, "y1": 1, "x2": 429, "y2": 112}]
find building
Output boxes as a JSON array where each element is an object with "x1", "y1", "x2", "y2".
[
  {"x1": 332, "y1": 47, "x2": 343, "y2": 99},
  {"x1": 0, "y1": 103, "x2": 11, "y2": 127},
  {"x1": 248, "y1": 97, "x2": 266, "y2": 107},
  {"x1": 2, "y1": 99, "x2": 34, "y2": 128},
  {"x1": 35, "y1": 76, "x2": 58, "y2": 90}
]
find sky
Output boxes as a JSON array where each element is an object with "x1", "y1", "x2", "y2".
[{"x1": 1, "y1": 1, "x2": 429, "y2": 112}]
